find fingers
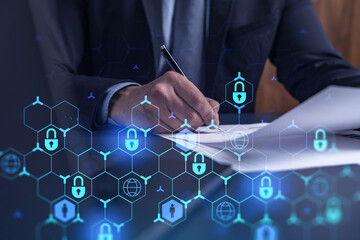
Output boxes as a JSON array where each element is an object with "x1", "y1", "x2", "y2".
[
  {"x1": 166, "y1": 71, "x2": 214, "y2": 126},
  {"x1": 166, "y1": 89, "x2": 205, "y2": 128},
  {"x1": 206, "y1": 98, "x2": 220, "y2": 113},
  {"x1": 159, "y1": 104, "x2": 184, "y2": 131},
  {"x1": 206, "y1": 97, "x2": 220, "y2": 126}
]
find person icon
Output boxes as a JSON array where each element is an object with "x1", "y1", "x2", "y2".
[
  {"x1": 263, "y1": 228, "x2": 269, "y2": 240},
  {"x1": 169, "y1": 204, "x2": 175, "y2": 218},
  {"x1": 62, "y1": 203, "x2": 68, "y2": 218}
]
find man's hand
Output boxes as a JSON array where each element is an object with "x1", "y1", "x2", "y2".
[{"x1": 110, "y1": 71, "x2": 220, "y2": 132}]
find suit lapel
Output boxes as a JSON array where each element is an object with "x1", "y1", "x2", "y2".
[
  {"x1": 205, "y1": 0, "x2": 233, "y2": 95},
  {"x1": 141, "y1": 0, "x2": 163, "y2": 77}
]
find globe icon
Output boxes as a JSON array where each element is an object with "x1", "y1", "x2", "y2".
[
  {"x1": 230, "y1": 131, "x2": 249, "y2": 150},
  {"x1": 1, "y1": 153, "x2": 21, "y2": 174},
  {"x1": 310, "y1": 177, "x2": 329, "y2": 197},
  {"x1": 216, "y1": 201, "x2": 235, "y2": 221},
  {"x1": 123, "y1": 178, "x2": 142, "y2": 197}
]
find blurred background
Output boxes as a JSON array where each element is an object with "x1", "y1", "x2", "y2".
[{"x1": 256, "y1": 0, "x2": 360, "y2": 113}]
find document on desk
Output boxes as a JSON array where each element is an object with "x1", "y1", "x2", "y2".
[{"x1": 160, "y1": 86, "x2": 360, "y2": 172}]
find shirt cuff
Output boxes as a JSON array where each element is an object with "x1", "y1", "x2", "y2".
[{"x1": 95, "y1": 82, "x2": 140, "y2": 127}]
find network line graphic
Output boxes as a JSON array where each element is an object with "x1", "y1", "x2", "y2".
[{"x1": 0, "y1": 73, "x2": 355, "y2": 240}]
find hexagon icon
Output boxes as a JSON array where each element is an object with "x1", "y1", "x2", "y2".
[
  {"x1": 281, "y1": 173, "x2": 305, "y2": 201},
  {"x1": 146, "y1": 125, "x2": 173, "y2": 155},
  {"x1": 226, "y1": 125, "x2": 253, "y2": 154},
  {"x1": 0, "y1": 150, "x2": 23, "y2": 177},
  {"x1": 227, "y1": 172, "x2": 252, "y2": 203},
  {"x1": 240, "y1": 197, "x2": 265, "y2": 224},
  {"x1": 160, "y1": 149, "x2": 185, "y2": 179},
  {"x1": 65, "y1": 125, "x2": 92, "y2": 155},
  {"x1": 254, "y1": 223, "x2": 279, "y2": 240},
  {"x1": 131, "y1": 96, "x2": 159, "y2": 131},
  {"x1": 38, "y1": 125, "x2": 64, "y2": 155},
  {"x1": 106, "y1": 197, "x2": 132, "y2": 225},
  {"x1": 225, "y1": 72, "x2": 253, "y2": 107},
  {"x1": 254, "y1": 174, "x2": 279, "y2": 201},
  {"x1": 310, "y1": 176, "x2": 330, "y2": 198},
  {"x1": 118, "y1": 126, "x2": 145, "y2": 155},
  {"x1": 54, "y1": 198, "x2": 76, "y2": 223},
  {"x1": 200, "y1": 173, "x2": 225, "y2": 202},
  {"x1": 25, "y1": 150, "x2": 51, "y2": 178},
  {"x1": 93, "y1": 126, "x2": 120, "y2": 153},
  {"x1": 173, "y1": 172, "x2": 198, "y2": 201},
  {"x1": 212, "y1": 196, "x2": 238, "y2": 226},
  {"x1": 24, "y1": 101, "x2": 51, "y2": 131},
  {"x1": 239, "y1": 149, "x2": 266, "y2": 178},
  {"x1": 279, "y1": 120, "x2": 307, "y2": 156},
  {"x1": 186, "y1": 152, "x2": 211, "y2": 178},
  {"x1": 212, "y1": 149, "x2": 238, "y2": 178},
  {"x1": 92, "y1": 172, "x2": 119, "y2": 200},
  {"x1": 52, "y1": 149, "x2": 78, "y2": 176},
  {"x1": 133, "y1": 149, "x2": 159, "y2": 177},
  {"x1": 161, "y1": 198, "x2": 184, "y2": 224},
  {"x1": 175, "y1": 128, "x2": 199, "y2": 152},
  {"x1": 307, "y1": 126, "x2": 333, "y2": 153},
  {"x1": 79, "y1": 149, "x2": 105, "y2": 178},
  {"x1": 119, "y1": 173, "x2": 146, "y2": 203},
  {"x1": 38, "y1": 173, "x2": 63, "y2": 202},
  {"x1": 295, "y1": 198, "x2": 317, "y2": 222},
  {"x1": 66, "y1": 174, "x2": 91, "y2": 202},
  {"x1": 51, "y1": 101, "x2": 79, "y2": 130}
]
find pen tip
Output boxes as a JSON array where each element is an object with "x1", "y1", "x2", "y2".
[{"x1": 160, "y1": 45, "x2": 166, "y2": 50}]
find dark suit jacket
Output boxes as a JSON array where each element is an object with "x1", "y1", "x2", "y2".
[{"x1": 30, "y1": 0, "x2": 360, "y2": 128}]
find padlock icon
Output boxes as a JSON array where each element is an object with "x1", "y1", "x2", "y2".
[
  {"x1": 255, "y1": 223, "x2": 278, "y2": 240},
  {"x1": 192, "y1": 152, "x2": 206, "y2": 175},
  {"x1": 125, "y1": 128, "x2": 139, "y2": 151},
  {"x1": 44, "y1": 128, "x2": 58, "y2": 151},
  {"x1": 259, "y1": 176, "x2": 273, "y2": 199},
  {"x1": 313, "y1": 129, "x2": 328, "y2": 152},
  {"x1": 98, "y1": 223, "x2": 113, "y2": 240},
  {"x1": 325, "y1": 196, "x2": 342, "y2": 225},
  {"x1": 72, "y1": 176, "x2": 85, "y2": 198},
  {"x1": 232, "y1": 81, "x2": 246, "y2": 104}
]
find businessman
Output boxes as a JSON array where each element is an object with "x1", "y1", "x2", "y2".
[{"x1": 30, "y1": 0, "x2": 360, "y2": 131}]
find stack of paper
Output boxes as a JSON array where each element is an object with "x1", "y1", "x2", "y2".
[{"x1": 160, "y1": 86, "x2": 360, "y2": 172}]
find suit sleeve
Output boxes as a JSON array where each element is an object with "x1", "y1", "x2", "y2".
[
  {"x1": 28, "y1": 0, "x2": 138, "y2": 129},
  {"x1": 270, "y1": 0, "x2": 360, "y2": 102}
]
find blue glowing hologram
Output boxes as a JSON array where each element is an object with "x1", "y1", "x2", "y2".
[
  {"x1": 216, "y1": 201, "x2": 236, "y2": 221},
  {"x1": 54, "y1": 198, "x2": 76, "y2": 223},
  {"x1": 0, "y1": 153, "x2": 21, "y2": 174},
  {"x1": 161, "y1": 199, "x2": 184, "y2": 223},
  {"x1": 123, "y1": 178, "x2": 142, "y2": 197},
  {"x1": 254, "y1": 223, "x2": 278, "y2": 240}
]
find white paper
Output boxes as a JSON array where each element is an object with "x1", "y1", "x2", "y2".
[{"x1": 159, "y1": 86, "x2": 360, "y2": 172}]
